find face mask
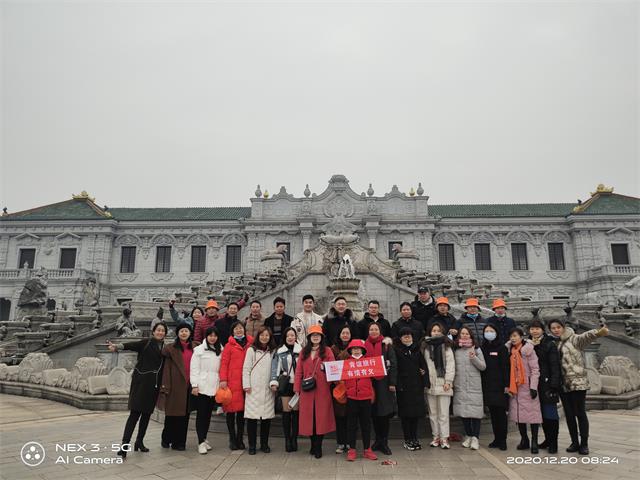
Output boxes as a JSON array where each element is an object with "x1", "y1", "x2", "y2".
[
  {"x1": 468, "y1": 313, "x2": 478, "y2": 319},
  {"x1": 352, "y1": 352, "x2": 363, "y2": 359},
  {"x1": 484, "y1": 331, "x2": 497, "y2": 341}
]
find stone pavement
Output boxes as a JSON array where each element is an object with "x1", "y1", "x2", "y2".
[{"x1": 0, "y1": 394, "x2": 638, "y2": 480}]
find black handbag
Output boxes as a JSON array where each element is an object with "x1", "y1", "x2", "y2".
[
  {"x1": 301, "y1": 357, "x2": 320, "y2": 392},
  {"x1": 277, "y1": 374, "x2": 290, "y2": 395}
]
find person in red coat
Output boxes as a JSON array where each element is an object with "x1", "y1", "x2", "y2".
[
  {"x1": 344, "y1": 339, "x2": 379, "y2": 462},
  {"x1": 194, "y1": 296, "x2": 248, "y2": 343},
  {"x1": 219, "y1": 321, "x2": 253, "y2": 450},
  {"x1": 294, "y1": 325, "x2": 336, "y2": 458}
]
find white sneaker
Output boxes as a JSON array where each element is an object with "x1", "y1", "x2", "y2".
[
  {"x1": 440, "y1": 439, "x2": 450, "y2": 449},
  {"x1": 462, "y1": 436, "x2": 471, "y2": 448},
  {"x1": 216, "y1": 406, "x2": 224, "y2": 415},
  {"x1": 204, "y1": 439, "x2": 212, "y2": 451},
  {"x1": 470, "y1": 437, "x2": 479, "y2": 450},
  {"x1": 198, "y1": 442, "x2": 208, "y2": 454},
  {"x1": 335, "y1": 444, "x2": 345, "y2": 454},
  {"x1": 429, "y1": 438, "x2": 440, "y2": 448}
]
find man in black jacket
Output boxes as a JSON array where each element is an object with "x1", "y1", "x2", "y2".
[
  {"x1": 486, "y1": 299, "x2": 517, "y2": 344},
  {"x1": 411, "y1": 286, "x2": 436, "y2": 332},
  {"x1": 358, "y1": 300, "x2": 391, "y2": 339},
  {"x1": 264, "y1": 296, "x2": 293, "y2": 345},
  {"x1": 322, "y1": 296, "x2": 357, "y2": 346}
]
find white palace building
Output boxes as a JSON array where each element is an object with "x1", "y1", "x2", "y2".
[{"x1": 0, "y1": 175, "x2": 638, "y2": 321}]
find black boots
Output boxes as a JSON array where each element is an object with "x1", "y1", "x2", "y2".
[
  {"x1": 134, "y1": 441, "x2": 149, "y2": 453},
  {"x1": 283, "y1": 412, "x2": 293, "y2": 452},
  {"x1": 530, "y1": 424, "x2": 539, "y2": 454},
  {"x1": 248, "y1": 420, "x2": 257, "y2": 455},
  {"x1": 379, "y1": 437, "x2": 392, "y2": 455},
  {"x1": 260, "y1": 420, "x2": 271, "y2": 453},
  {"x1": 517, "y1": 423, "x2": 530, "y2": 450},
  {"x1": 579, "y1": 437, "x2": 589, "y2": 455},
  {"x1": 541, "y1": 419, "x2": 559, "y2": 454},
  {"x1": 310, "y1": 435, "x2": 323, "y2": 458},
  {"x1": 291, "y1": 411, "x2": 299, "y2": 451}
]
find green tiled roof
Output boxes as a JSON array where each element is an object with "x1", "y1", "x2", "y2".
[
  {"x1": 2, "y1": 192, "x2": 637, "y2": 222},
  {"x1": 429, "y1": 203, "x2": 575, "y2": 218},
  {"x1": 108, "y1": 207, "x2": 251, "y2": 221},
  {"x1": 575, "y1": 194, "x2": 640, "y2": 215},
  {"x1": 0, "y1": 199, "x2": 108, "y2": 221}
]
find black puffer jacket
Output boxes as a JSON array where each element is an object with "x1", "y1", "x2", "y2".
[
  {"x1": 532, "y1": 334, "x2": 562, "y2": 404},
  {"x1": 322, "y1": 308, "x2": 357, "y2": 347},
  {"x1": 410, "y1": 296, "x2": 436, "y2": 331},
  {"x1": 358, "y1": 313, "x2": 392, "y2": 339},
  {"x1": 393, "y1": 342, "x2": 427, "y2": 417}
]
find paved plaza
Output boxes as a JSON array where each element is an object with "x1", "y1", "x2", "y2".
[{"x1": 0, "y1": 394, "x2": 638, "y2": 480}]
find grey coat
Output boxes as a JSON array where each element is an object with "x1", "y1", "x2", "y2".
[{"x1": 452, "y1": 346, "x2": 486, "y2": 419}]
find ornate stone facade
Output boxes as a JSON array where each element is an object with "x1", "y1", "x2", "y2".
[{"x1": 1, "y1": 176, "x2": 639, "y2": 319}]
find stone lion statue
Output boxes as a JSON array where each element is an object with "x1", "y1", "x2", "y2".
[
  {"x1": 261, "y1": 244, "x2": 289, "y2": 264},
  {"x1": 617, "y1": 276, "x2": 640, "y2": 308},
  {"x1": 391, "y1": 243, "x2": 417, "y2": 260}
]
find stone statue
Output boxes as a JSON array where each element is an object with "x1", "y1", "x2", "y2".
[
  {"x1": 261, "y1": 244, "x2": 289, "y2": 264},
  {"x1": 391, "y1": 243, "x2": 417, "y2": 260},
  {"x1": 16, "y1": 267, "x2": 48, "y2": 317},
  {"x1": 320, "y1": 212, "x2": 359, "y2": 245},
  {"x1": 150, "y1": 306, "x2": 165, "y2": 331},
  {"x1": 115, "y1": 307, "x2": 142, "y2": 337},
  {"x1": 617, "y1": 276, "x2": 640, "y2": 308},
  {"x1": 337, "y1": 254, "x2": 356, "y2": 279},
  {"x1": 75, "y1": 277, "x2": 99, "y2": 311}
]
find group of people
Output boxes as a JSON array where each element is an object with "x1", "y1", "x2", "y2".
[{"x1": 108, "y1": 287, "x2": 609, "y2": 461}]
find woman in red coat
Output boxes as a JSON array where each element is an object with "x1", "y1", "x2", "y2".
[
  {"x1": 294, "y1": 324, "x2": 336, "y2": 458},
  {"x1": 219, "y1": 321, "x2": 254, "y2": 451}
]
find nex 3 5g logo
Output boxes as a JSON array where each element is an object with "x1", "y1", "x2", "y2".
[{"x1": 21, "y1": 442, "x2": 128, "y2": 466}]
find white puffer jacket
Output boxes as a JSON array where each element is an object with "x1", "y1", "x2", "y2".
[
  {"x1": 190, "y1": 342, "x2": 223, "y2": 397},
  {"x1": 243, "y1": 348, "x2": 276, "y2": 420}
]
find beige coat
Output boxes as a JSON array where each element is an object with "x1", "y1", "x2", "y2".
[
  {"x1": 557, "y1": 327, "x2": 599, "y2": 392},
  {"x1": 242, "y1": 347, "x2": 276, "y2": 420},
  {"x1": 423, "y1": 344, "x2": 455, "y2": 397}
]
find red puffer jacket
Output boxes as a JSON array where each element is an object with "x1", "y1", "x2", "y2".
[
  {"x1": 219, "y1": 335, "x2": 254, "y2": 412},
  {"x1": 344, "y1": 355, "x2": 375, "y2": 401}
]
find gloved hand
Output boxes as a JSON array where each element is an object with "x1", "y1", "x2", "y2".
[{"x1": 530, "y1": 389, "x2": 538, "y2": 399}]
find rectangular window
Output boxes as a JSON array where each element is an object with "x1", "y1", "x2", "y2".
[
  {"x1": 438, "y1": 244, "x2": 456, "y2": 271},
  {"x1": 18, "y1": 248, "x2": 36, "y2": 269},
  {"x1": 276, "y1": 242, "x2": 291, "y2": 262},
  {"x1": 226, "y1": 245, "x2": 242, "y2": 272},
  {"x1": 59, "y1": 248, "x2": 77, "y2": 269},
  {"x1": 155, "y1": 246, "x2": 172, "y2": 273},
  {"x1": 548, "y1": 243, "x2": 566, "y2": 270},
  {"x1": 388, "y1": 241, "x2": 402, "y2": 259},
  {"x1": 611, "y1": 244, "x2": 630, "y2": 265},
  {"x1": 120, "y1": 246, "x2": 136, "y2": 273},
  {"x1": 190, "y1": 245, "x2": 207, "y2": 272},
  {"x1": 474, "y1": 243, "x2": 492, "y2": 270},
  {"x1": 511, "y1": 243, "x2": 528, "y2": 270}
]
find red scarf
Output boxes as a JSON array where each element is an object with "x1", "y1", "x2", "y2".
[
  {"x1": 180, "y1": 341, "x2": 193, "y2": 382},
  {"x1": 365, "y1": 334, "x2": 384, "y2": 358}
]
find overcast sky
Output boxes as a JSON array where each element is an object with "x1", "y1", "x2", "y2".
[{"x1": 1, "y1": 0, "x2": 638, "y2": 212}]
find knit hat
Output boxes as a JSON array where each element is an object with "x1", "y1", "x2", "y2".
[
  {"x1": 175, "y1": 321, "x2": 193, "y2": 336},
  {"x1": 398, "y1": 327, "x2": 414, "y2": 338}
]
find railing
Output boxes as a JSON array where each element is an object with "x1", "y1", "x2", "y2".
[
  {"x1": 0, "y1": 268, "x2": 96, "y2": 281},
  {"x1": 588, "y1": 264, "x2": 640, "y2": 278}
]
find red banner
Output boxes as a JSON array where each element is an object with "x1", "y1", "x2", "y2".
[{"x1": 324, "y1": 356, "x2": 387, "y2": 382}]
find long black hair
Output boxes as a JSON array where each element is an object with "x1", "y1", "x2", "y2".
[
  {"x1": 301, "y1": 332, "x2": 328, "y2": 360},
  {"x1": 204, "y1": 325, "x2": 222, "y2": 356},
  {"x1": 280, "y1": 326, "x2": 298, "y2": 347}
]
